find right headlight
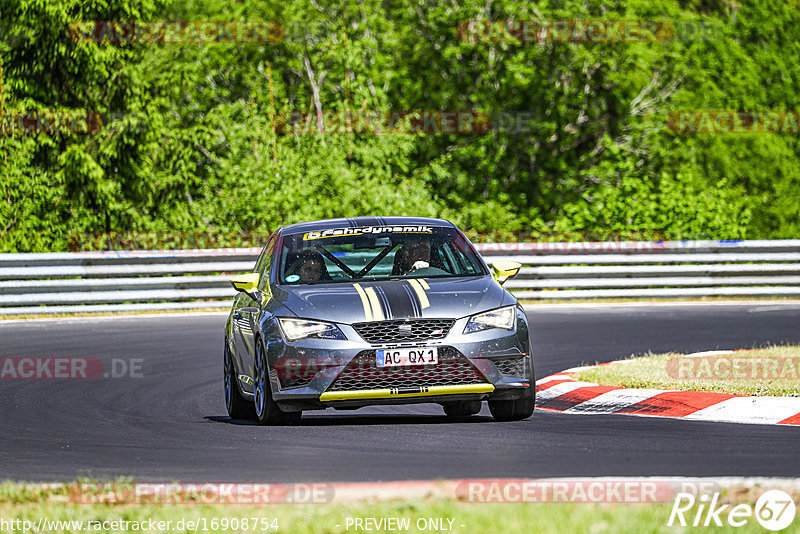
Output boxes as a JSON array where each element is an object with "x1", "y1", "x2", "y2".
[
  {"x1": 463, "y1": 306, "x2": 516, "y2": 334},
  {"x1": 277, "y1": 318, "x2": 346, "y2": 342}
]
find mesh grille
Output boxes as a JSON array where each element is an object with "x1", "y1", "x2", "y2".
[
  {"x1": 273, "y1": 359, "x2": 317, "y2": 390},
  {"x1": 279, "y1": 376, "x2": 314, "y2": 389},
  {"x1": 352, "y1": 319, "x2": 455, "y2": 344},
  {"x1": 327, "y1": 347, "x2": 487, "y2": 392},
  {"x1": 492, "y1": 356, "x2": 526, "y2": 377}
]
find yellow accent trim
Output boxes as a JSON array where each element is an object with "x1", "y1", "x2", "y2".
[
  {"x1": 419, "y1": 279, "x2": 429, "y2": 290},
  {"x1": 320, "y1": 383, "x2": 494, "y2": 402},
  {"x1": 353, "y1": 283, "x2": 372, "y2": 322},
  {"x1": 491, "y1": 260, "x2": 522, "y2": 284},
  {"x1": 364, "y1": 287, "x2": 384, "y2": 321},
  {"x1": 230, "y1": 272, "x2": 260, "y2": 293},
  {"x1": 408, "y1": 279, "x2": 430, "y2": 310}
]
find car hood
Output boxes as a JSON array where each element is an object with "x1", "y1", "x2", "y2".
[{"x1": 273, "y1": 276, "x2": 505, "y2": 324}]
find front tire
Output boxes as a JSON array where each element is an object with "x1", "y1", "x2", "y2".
[
  {"x1": 225, "y1": 339, "x2": 255, "y2": 420},
  {"x1": 488, "y1": 385, "x2": 535, "y2": 421},
  {"x1": 254, "y1": 338, "x2": 300, "y2": 425},
  {"x1": 489, "y1": 358, "x2": 536, "y2": 422}
]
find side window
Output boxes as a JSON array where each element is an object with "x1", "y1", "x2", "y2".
[
  {"x1": 257, "y1": 232, "x2": 278, "y2": 290},
  {"x1": 252, "y1": 245, "x2": 268, "y2": 274}
]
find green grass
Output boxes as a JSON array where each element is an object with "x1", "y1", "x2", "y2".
[
  {"x1": 575, "y1": 346, "x2": 800, "y2": 396},
  {"x1": 0, "y1": 481, "x2": 782, "y2": 534}
]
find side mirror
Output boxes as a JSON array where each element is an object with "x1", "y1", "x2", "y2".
[
  {"x1": 230, "y1": 273, "x2": 261, "y2": 299},
  {"x1": 491, "y1": 260, "x2": 521, "y2": 285}
]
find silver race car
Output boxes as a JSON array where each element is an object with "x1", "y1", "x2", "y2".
[{"x1": 224, "y1": 217, "x2": 534, "y2": 424}]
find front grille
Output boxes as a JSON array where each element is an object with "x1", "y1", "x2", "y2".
[
  {"x1": 352, "y1": 319, "x2": 455, "y2": 344},
  {"x1": 272, "y1": 359, "x2": 316, "y2": 390},
  {"x1": 327, "y1": 347, "x2": 487, "y2": 392},
  {"x1": 492, "y1": 356, "x2": 526, "y2": 377}
]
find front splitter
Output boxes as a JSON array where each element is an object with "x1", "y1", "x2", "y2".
[{"x1": 319, "y1": 383, "x2": 495, "y2": 402}]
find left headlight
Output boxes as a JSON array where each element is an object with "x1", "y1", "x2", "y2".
[
  {"x1": 463, "y1": 306, "x2": 516, "y2": 334},
  {"x1": 278, "y1": 318, "x2": 346, "y2": 342}
]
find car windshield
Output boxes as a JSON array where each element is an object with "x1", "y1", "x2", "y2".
[{"x1": 278, "y1": 225, "x2": 487, "y2": 284}]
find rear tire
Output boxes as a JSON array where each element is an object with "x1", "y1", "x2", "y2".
[
  {"x1": 225, "y1": 339, "x2": 255, "y2": 420},
  {"x1": 254, "y1": 338, "x2": 299, "y2": 425},
  {"x1": 442, "y1": 400, "x2": 482, "y2": 417}
]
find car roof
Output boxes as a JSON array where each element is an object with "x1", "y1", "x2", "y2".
[{"x1": 279, "y1": 216, "x2": 456, "y2": 235}]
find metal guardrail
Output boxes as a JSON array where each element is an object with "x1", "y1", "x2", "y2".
[{"x1": 1, "y1": 240, "x2": 799, "y2": 314}]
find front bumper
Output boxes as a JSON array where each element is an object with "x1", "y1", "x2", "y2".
[{"x1": 259, "y1": 309, "x2": 532, "y2": 411}]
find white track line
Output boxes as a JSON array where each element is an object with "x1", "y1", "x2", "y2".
[
  {"x1": 536, "y1": 381, "x2": 598, "y2": 401},
  {"x1": 685, "y1": 397, "x2": 800, "y2": 425},
  {"x1": 564, "y1": 388, "x2": 669, "y2": 414}
]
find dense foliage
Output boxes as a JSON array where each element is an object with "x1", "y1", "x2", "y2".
[{"x1": 0, "y1": 0, "x2": 798, "y2": 251}]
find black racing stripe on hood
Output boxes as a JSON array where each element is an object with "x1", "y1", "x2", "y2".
[
  {"x1": 375, "y1": 281, "x2": 417, "y2": 319},
  {"x1": 374, "y1": 285, "x2": 393, "y2": 320},
  {"x1": 403, "y1": 284, "x2": 422, "y2": 317}
]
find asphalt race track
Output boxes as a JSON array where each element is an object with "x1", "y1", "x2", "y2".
[{"x1": 1, "y1": 303, "x2": 799, "y2": 483}]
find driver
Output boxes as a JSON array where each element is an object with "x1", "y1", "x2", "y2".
[
  {"x1": 396, "y1": 239, "x2": 431, "y2": 274},
  {"x1": 286, "y1": 251, "x2": 326, "y2": 282}
]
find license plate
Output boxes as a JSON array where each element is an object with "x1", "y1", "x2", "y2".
[{"x1": 376, "y1": 347, "x2": 438, "y2": 367}]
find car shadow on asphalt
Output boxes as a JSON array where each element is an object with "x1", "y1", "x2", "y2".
[{"x1": 205, "y1": 414, "x2": 495, "y2": 426}]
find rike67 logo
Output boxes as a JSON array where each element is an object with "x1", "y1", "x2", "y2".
[{"x1": 668, "y1": 490, "x2": 796, "y2": 531}]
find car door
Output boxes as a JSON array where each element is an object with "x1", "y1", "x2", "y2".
[{"x1": 232, "y1": 233, "x2": 277, "y2": 389}]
